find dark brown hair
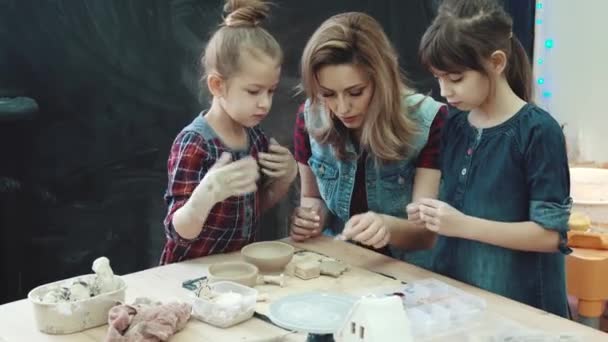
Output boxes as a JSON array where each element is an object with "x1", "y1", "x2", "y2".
[{"x1": 419, "y1": 0, "x2": 532, "y2": 101}]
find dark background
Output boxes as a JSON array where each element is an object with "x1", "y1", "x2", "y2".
[{"x1": 0, "y1": 0, "x2": 534, "y2": 304}]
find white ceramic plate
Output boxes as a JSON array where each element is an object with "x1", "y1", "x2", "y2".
[{"x1": 268, "y1": 292, "x2": 356, "y2": 334}]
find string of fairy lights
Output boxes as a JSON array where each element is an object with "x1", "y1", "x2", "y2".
[{"x1": 534, "y1": 0, "x2": 553, "y2": 103}]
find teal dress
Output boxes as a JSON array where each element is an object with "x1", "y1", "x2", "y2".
[{"x1": 433, "y1": 103, "x2": 572, "y2": 317}]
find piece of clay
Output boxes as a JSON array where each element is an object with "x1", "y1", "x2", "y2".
[
  {"x1": 196, "y1": 281, "x2": 215, "y2": 300},
  {"x1": 334, "y1": 234, "x2": 347, "y2": 241},
  {"x1": 256, "y1": 293, "x2": 270, "y2": 302},
  {"x1": 294, "y1": 261, "x2": 321, "y2": 280},
  {"x1": 214, "y1": 292, "x2": 243, "y2": 306},
  {"x1": 293, "y1": 251, "x2": 323, "y2": 263},
  {"x1": 69, "y1": 281, "x2": 91, "y2": 301},
  {"x1": 42, "y1": 286, "x2": 70, "y2": 303},
  {"x1": 320, "y1": 260, "x2": 348, "y2": 277},
  {"x1": 92, "y1": 256, "x2": 119, "y2": 293},
  {"x1": 286, "y1": 253, "x2": 322, "y2": 277},
  {"x1": 39, "y1": 256, "x2": 119, "y2": 303},
  {"x1": 259, "y1": 274, "x2": 286, "y2": 287},
  {"x1": 284, "y1": 262, "x2": 296, "y2": 277}
]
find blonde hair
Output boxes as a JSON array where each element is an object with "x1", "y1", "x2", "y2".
[
  {"x1": 201, "y1": 0, "x2": 282, "y2": 85},
  {"x1": 300, "y1": 12, "x2": 419, "y2": 162}
]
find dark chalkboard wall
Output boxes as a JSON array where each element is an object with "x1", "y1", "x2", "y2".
[{"x1": 0, "y1": 0, "x2": 533, "y2": 304}]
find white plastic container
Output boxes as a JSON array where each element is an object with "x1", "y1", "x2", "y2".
[
  {"x1": 191, "y1": 280, "x2": 257, "y2": 328},
  {"x1": 570, "y1": 167, "x2": 608, "y2": 228},
  {"x1": 27, "y1": 274, "x2": 126, "y2": 334},
  {"x1": 403, "y1": 279, "x2": 486, "y2": 337},
  {"x1": 361, "y1": 278, "x2": 487, "y2": 338}
]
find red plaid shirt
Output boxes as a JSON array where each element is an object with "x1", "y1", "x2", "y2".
[{"x1": 161, "y1": 113, "x2": 269, "y2": 265}]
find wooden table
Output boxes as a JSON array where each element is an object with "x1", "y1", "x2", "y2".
[{"x1": 1, "y1": 237, "x2": 607, "y2": 341}]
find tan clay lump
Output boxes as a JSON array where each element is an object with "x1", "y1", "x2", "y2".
[
  {"x1": 294, "y1": 261, "x2": 321, "y2": 280},
  {"x1": 320, "y1": 260, "x2": 348, "y2": 277}
]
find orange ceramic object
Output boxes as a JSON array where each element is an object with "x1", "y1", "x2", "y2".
[
  {"x1": 566, "y1": 248, "x2": 608, "y2": 317},
  {"x1": 568, "y1": 231, "x2": 608, "y2": 250},
  {"x1": 566, "y1": 212, "x2": 608, "y2": 320}
]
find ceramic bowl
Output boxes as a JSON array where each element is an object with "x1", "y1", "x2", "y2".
[
  {"x1": 241, "y1": 241, "x2": 295, "y2": 273},
  {"x1": 207, "y1": 261, "x2": 259, "y2": 287}
]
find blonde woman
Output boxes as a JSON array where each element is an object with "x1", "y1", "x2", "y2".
[{"x1": 290, "y1": 12, "x2": 447, "y2": 266}]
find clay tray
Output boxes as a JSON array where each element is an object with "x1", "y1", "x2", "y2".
[{"x1": 28, "y1": 274, "x2": 126, "y2": 334}]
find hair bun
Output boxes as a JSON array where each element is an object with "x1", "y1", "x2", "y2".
[{"x1": 223, "y1": 0, "x2": 270, "y2": 28}]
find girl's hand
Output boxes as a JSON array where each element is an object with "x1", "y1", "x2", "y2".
[
  {"x1": 193, "y1": 152, "x2": 260, "y2": 206},
  {"x1": 406, "y1": 202, "x2": 426, "y2": 229},
  {"x1": 342, "y1": 211, "x2": 390, "y2": 249},
  {"x1": 258, "y1": 138, "x2": 297, "y2": 180},
  {"x1": 290, "y1": 206, "x2": 324, "y2": 241},
  {"x1": 418, "y1": 198, "x2": 468, "y2": 237}
]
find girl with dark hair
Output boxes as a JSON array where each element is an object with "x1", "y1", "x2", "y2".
[{"x1": 416, "y1": 0, "x2": 571, "y2": 317}]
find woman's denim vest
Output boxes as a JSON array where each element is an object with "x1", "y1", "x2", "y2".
[{"x1": 303, "y1": 93, "x2": 443, "y2": 268}]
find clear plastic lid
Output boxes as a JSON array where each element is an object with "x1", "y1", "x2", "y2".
[{"x1": 360, "y1": 278, "x2": 487, "y2": 338}]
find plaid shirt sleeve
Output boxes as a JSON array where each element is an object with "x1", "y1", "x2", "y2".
[
  {"x1": 293, "y1": 103, "x2": 311, "y2": 164},
  {"x1": 416, "y1": 105, "x2": 448, "y2": 169},
  {"x1": 162, "y1": 127, "x2": 267, "y2": 265},
  {"x1": 163, "y1": 131, "x2": 209, "y2": 244}
]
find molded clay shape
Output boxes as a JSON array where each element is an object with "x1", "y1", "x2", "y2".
[
  {"x1": 295, "y1": 261, "x2": 321, "y2": 280},
  {"x1": 320, "y1": 260, "x2": 348, "y2": 278}
]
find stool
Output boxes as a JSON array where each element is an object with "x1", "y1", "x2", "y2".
[{"x1": 566, "y1": 248, "x2": 608, "y2": 329}]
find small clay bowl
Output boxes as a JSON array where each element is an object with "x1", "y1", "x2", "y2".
[
  {"x1": 208, "y1": 262, "x2": 259, "y2": 287},
  {"x1": 241, "y1": 241, "x2": 295, "y2": 273}
]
